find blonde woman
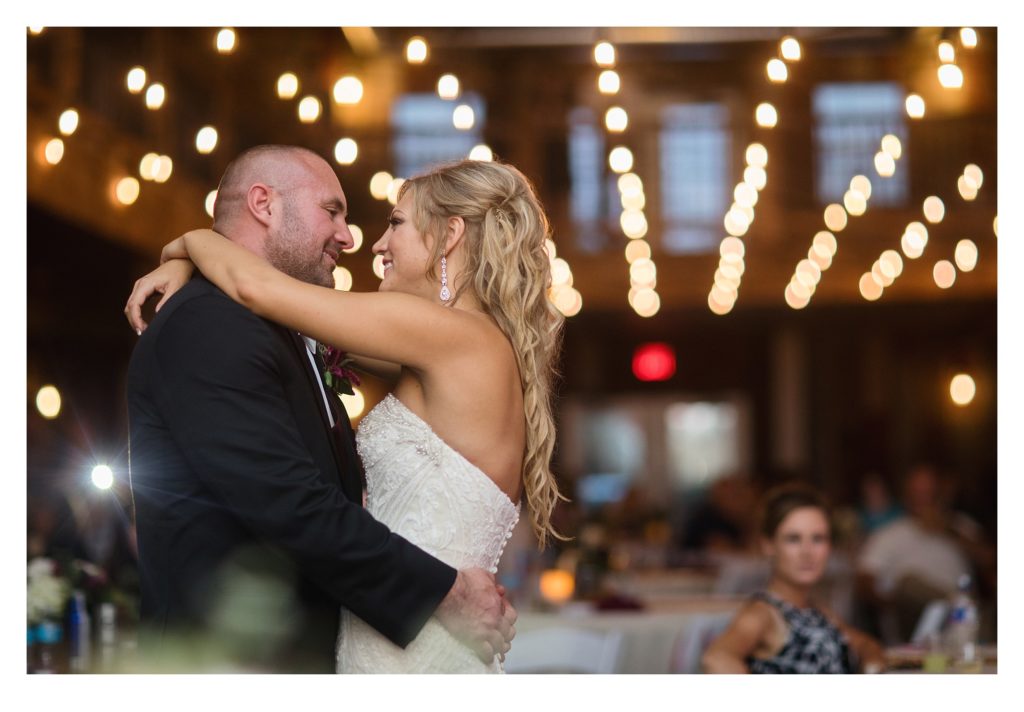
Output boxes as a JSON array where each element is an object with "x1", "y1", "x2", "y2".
[{"x1": 125, "y1": 157, "x2": 564, "y2": 672}]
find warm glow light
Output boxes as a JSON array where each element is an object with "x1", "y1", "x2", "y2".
[
  {"x1": 755, "y1": 102, "x2": 778, "y2": 128},
  {"x1": 958, "y1": 176, "x2": 978, "y2": 201},
  {"x1": 813, "y1": 230, "x2": 838, "y2": 257},
  {"x1": 621, "y1": 191, "x2": 646, "y2": 211},
  {"x1": 960, "y1": 28, "x2": 978, "y2": 49},
  {"x1": 901, "y1": 233, "x2": 925, "y2": 260},
  {"x1": 874, "y1": 151, "x2": 896, "y2": 177},
  {"x1": 923, "y1": 196, "x2": 945, "y2": 223},
  {"x1": 795, "y1": 259, "x2": 822, "y2": 287},
  {"x1": 552, "y1": 286, "x2": 583, "y2": 317},
  {"x1": 539, "y1": 569, "x2": 575, "y2": 604},
  {"x1": 993, "y1": 215, "x2": 998, "y2": 238},
  {"x1": 386, "y1": 178, "x2": 405, "y2": 206},
  {"x1": 724, "y1": 207, "x2": 750, "y2": 237},
  {"x1": 938, "y1": 41, "x2": 956, "y2": 63},
  {"x1": 298, "y1": 96, "x2": 322, "y2": 123},
  {"x1": 344, "y1": 225, "x2": 364, "y2": 254},
  {"x1": 334, "y1": 138, "x2": 358, "y2": 165},
  {"x1": 809, "y1": 245, "x2": 833, "y2": 271},
  {"x1": 594, "y1": 41, "x2": 616, "y2": 67},
  {"x1": 938, "y1": 63, "x2": 964, "y2": 89},
  {"x1": 544, "y1": 239, "x2": 557, "y2": 261},
  {"x1": 43, "y1": 138, "x2": 64, "y2": 165},
  {"x1": 745, "y1": 143, "x2": 768, "y2": 168},
  {"x1": 145, "y1": 83, "x2": 166, "y2": 110},
  {"x1": 734, "y1": 182, "x2": 758, "y2": 208},
  {"x1": 195, "y1": 126, "x2": 218, "y2": 154},
  {"x1": 153, "y1": 155, "x2": 173, "y2": 183},
  {"x1": 873, "y1": 260, "x2": 894, "y2": 287},
  {"x1": 632, "y1": 343, "x2": 676, "y2": 382},
  {"x1": 963, "y1": 164, "x2": 984, "y2": 189},
  {"x1": 629, "y1": 258, "x2": 657, "y2": 287},
  {"x1": 216, "y1": 28, "x2": 236, "y2": 54},
  {"x1": 58, "y1": 109, "x2": 79, "y2": 136},
  {"x1": 333, "y1": 76, "x2": 364, "y2": 104},
  {"x1": 28, "y1": 26, "x2": 45, "y2": 35},
  {"x1": 844, "y1": 189, "x2": 867, "y2": 216},
  {"x1": 880, "y1": 249, "x2": 904, "y2": 278},
  {"x1": 766, "y1": 58, "x2": 788, "y2": 82},
  {"x1": 406, "y1": 37, "x2": 428, "y2": 63},
  {"x1": 823, "y1": 204, "x2": 848, "y2": 232},
  {"x1": 709, "y1": 290, "x2": 736, "y2": 315},
  {"x1": 780, "y1": 36, "x2": 802, "y2": 61},
  {"x1": 859, "y1": 272, "x2": 883, "y2": 301},
  {"x1": 950, "y1": 374, "x2": 976, "y2": 406},
  {"x1": 608, "y1": 146, "x2": 634, "y2": 174},
  {"x1": 605, "y1": 106, "x2": 628, "y2": 132},
  {"x1": 631, "y1": 288, "x2": 661, "y2": 317},
  {"x1": 744, "y1": 165, "x2": 767, "y2": 191},
  {"x1": 36, "y1": 385, "x2": 61, "y2": 419},
  {"x1": 620, "y1": 209, "x2": 648, "y2": 239},
  {"x1": 452, "y1": 104, "x2": 475, "y2": 130},
  {"x1": 370, "y1": 171, "x2": 393, "y2": 200},
  {"x1": 551, "y1": 258, "x2": 572, "y2": 286},
  {"x1": 437, "y1": 74, "x2": 460, "y2": 100},
  {"x1": 906, "y1": 94, "x2": 926, "y2": 118},
  {"x1": 720, "y1": 236, "x2": 746, "y2": 260},
  {"x1": 340, "y1": 388, "x2": 365, "y2": 419},
  {"x1": 372, "y1": 254, "x2": 386, "y2": 279},
  {"x1": 139, "y1": 153, "x2": 159, "y2": 180},
  {"x1": 618, "y1": 173, "x2": 643, "y2": 196},
  {"x1": 598, "y1": 70, "x2": 621, "y2": 95},
  {"x1": 115, "y1": 176, "x2": 141, "y2": 205},
  {"x1": 333, "y1": 266, "x2": 353, "y2": 291},
  {"x1": 955, "y1": 239, "x2": 978, "y2": 272},
  {"x1": 785, "y1": 283, "x2": 811, "y2": 310},
  {"x1": 625, "y1": 240, "x2": 651, "y2": 264},
  {"x1": 469, "y1": 144, "x2": 493, "y2": 161},
  {"x1": 126, "y1": 67, "x2": 147, "y2": 94},
  {"x1": 881, "y1": 134, "x2": 903, "y2": 160},
  {"x1": 205, "y1": 190, "x2": 217, "y2": 218},
  {"x1": 933, "y1": 260, "x2": 956, "y2": 289},
  {"x1": 850, "y1": 175, "x2": 872, "y2": 200},
  {"x1": 277, "y1": 73, "x2": 299, "y2": 99},
  {"x1": 91, "y1": 465, "x2": 114, "y2": 490}
]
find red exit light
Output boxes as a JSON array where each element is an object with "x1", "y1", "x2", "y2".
[{"x1": 633, "y1": 343, "x2": 676, "y2": 382}]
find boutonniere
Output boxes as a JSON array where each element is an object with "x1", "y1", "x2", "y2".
[{"x1": 317, "y1": 343, "x2": 361, "y2": 397}]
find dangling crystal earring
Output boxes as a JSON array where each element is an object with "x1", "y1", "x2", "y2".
[{"x1": 439, "y1": 255, "x2": 451, "y2": 302}]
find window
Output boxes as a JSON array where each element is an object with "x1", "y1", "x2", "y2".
[
  {"x1": 665, "y1": 401, "x2": 745, "y2": 489},
  {"x1": 391, "y1": 93, "x2": 485, "y2": 178},
  {"x1": 813, "y1": 82, "x2": 908, "y2": 206},
  {"x1": 568, "y1": 107, "x2": 617, "y2": 253},
  {"x1": 659, "y1": 103, "x2": 731, "y2": 254}
]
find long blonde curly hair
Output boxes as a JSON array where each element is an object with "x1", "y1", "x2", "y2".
[{"x1": 399, "y1": 159, "x2": 567, "y2": 548}]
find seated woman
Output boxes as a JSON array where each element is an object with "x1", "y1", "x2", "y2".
[{"x1": 702, "y1": 484, "x2": 885, "y2": 673}]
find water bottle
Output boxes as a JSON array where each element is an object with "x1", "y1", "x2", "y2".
[
  {"x1": 68, "y1": 590, "x2": 91, "y2": 673},
  {"x1": 944, "y1": 574, "x2": 981, "y2": 672}
]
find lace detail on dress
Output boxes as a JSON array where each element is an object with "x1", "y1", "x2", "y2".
[{"x1": 336, "y1": 394, "x2": 520, "y2": 673}]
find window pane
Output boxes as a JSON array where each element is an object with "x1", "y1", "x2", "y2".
[
  {"x1": 813, "y1": 82, "x2": 908, "y2": 206},
  {"x1": 391, "y1": 93, "x2": 485, "y2": 178},
  {"x1": 660, "y1": 103, "x2": 730, "y2": 254},
  {"x1": 568, "y1": 107, "x2": 613, "y2": 253},
  {"x1": 665, "y1": 401, "x2": 742, "y2": 488}
]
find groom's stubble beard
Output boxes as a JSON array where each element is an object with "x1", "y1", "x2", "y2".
[{"x1": 264, "y1": 195, "x2": 336, "y2": 288}]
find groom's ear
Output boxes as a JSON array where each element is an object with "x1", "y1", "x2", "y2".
[
  {"x1": 444, "y1": 216, "x2": 466, "y2": 254},
  {"x1": 247, "y1": 183, "x2": 275, "y2": 227}
]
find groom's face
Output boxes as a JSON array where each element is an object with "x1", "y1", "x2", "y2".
[{"x1": 264, "y1": 158, "x2": 353, "y2": 288}]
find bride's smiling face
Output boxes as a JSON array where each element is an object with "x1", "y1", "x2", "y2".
[{"x1": 372, "y1": 192, "x2": 437, "y2": 300}]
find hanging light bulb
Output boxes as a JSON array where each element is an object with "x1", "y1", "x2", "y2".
[
  {"x1": 216, "y1": 28, "x2": 237, "y2": 54},
  {"x1": 905, "y1": 94, "x2": 926, "y2": 118},
  {"x1": 406, "y1": 37, "x2": 428, "y2": 63},
  {"x1": 755, "y1": 102, "x2": 778, "y2": 128},
  {"x1": 437, "y1": 74, "x2": 460, "y2": 100},
  {"x1": 766, "y1": 59, "x2": 788, "y2": 82},
  {"x1": 126, "y1": 66, "x2": 147, "y2": 94},
  {"x1": 605, "y1": 107, "x2": 628, "y2": 132},
  {"x1": 277, "y1": 73, "x2": 299, "y2": 99},
  {"x1": 938, "y1": 63, "x2": 964, "y2": 89},
  {"x1": 598, "y1": 70, "x2": 620, "y2": 95},
  {"x1": 333, "y1": 76, "x2": 364, "y2": 104},
  {"x1": 594, "y1": 41, "x2": 616, "y2": 67},
  {"x1": 334, "y1": 138, "x2": 358, "y2": 165},
  {"x1": 780, "y1": 36, "x2": 802, "y2": 61},
  {"x1": 960, "y1": 28, "x2": 978, "y2": 48}
]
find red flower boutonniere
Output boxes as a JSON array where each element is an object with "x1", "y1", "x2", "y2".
[{"x1": 318, "y1": 343, "x2": 361, "y2": 397}]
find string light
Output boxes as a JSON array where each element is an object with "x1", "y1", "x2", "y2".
[
  {"x1": 437, "y1": 74, "x2": 460, "y2": 100},
  {"x1": 58, "y1": 109, "x2": 79, "y2": 136},
  {"x1": 960, "y1": 28, "x2": 978, "y2": 49},
  {"x1": 36, "y1": 385, "x2": 61, "y2": 418},
  {"x1": 881, "y1": 134, "x2": 903, "y2": 159},
  {"x1": 598, "y1": 70, "x2": 620, "y2": 95},
  {"x1": 370, "y1": 172, "x2": 393, "y2": 200},
  {"x1": 950, "y1": 374, "x2": 976, "y2": 406},
  {"x1": 823, "y1": 204, "x2": 848, "y2": 232},
  {"x1": 216, "y1": 28, "x2": 237, "y2": 54},
  {"x1": 145, "y1": 83, "x2": 166, "y2": 110},
  {"x1": 126, "y1": 67, "x2": 147, "y2": 94},
  {"x1": 905, "y1": 94, "x2": 925, "y2": 119},
  {"x1": 923, "y1": 196, "x2": 945, "y2": 224},
  {"x1": 333, "y1": 76, "x2": 363, "y2": 104},
  {"x1": 344, "y1": 225, "x2": 364, "y2": 254},
  {"x1": 277, "y1": 73, "x2": 299, "y2": 100},
  {"x1": 43, "y1": 138, "x2": 64, "y2": 165},
  {"x1": 594, "y1": 41, "x2": 616, "y2": 67},
  {"x1": 745, "y1": 143, "x2": 768, "y2": 168},
  {"x1": 452, "y1": 104, "x2": 475, "y2": 130},
  {"x1": 115, "y1": 177, "x2": 141, "y2": 205},
  {"x1": 298, "y1": 96, "x2": 322, "y2": 123},
  {"x1": 334, "y1": 138, "x2": 358, "y2": 165},
  {"x1": 938, "y1": 64, "x2": 964, "y2": 89},
  {"x1": 333, "y1": 266, "x2": 353, "y2": 291},
  {"x1": 933, "y1": 260, "x2": 956, "y2": 289},
  {"x1": 195, "y1": 126, "x2": 218, "y2": 154},
  {"x1": 406, "y1": 37, "x2": 428, "y2": 63},
  {"x1": 605, "y1": 107, "x2": 628, "y2": 132},
  {"x1": 766, "y1": 59, "x2": 788, "y2": 83},
  {"x1": 469, "y1": 144, "x2": 493, "y2": 161},
  {"x1": 780, "y1": 36, "x2": 802, "y2": 61},
  {"x1": 205, "y1": 190, "x2": 217, "y2": 218},
  {"x1": 28, "y1": 27, "x2": 45, "y2": 35},
  {"x1": 938, "y1": 41, "x2": 955, "y2": 63},
  {"x1": 955, "y1": 239, "x2": 978, "y2": 272},
  {"x1": 608, "y1": 146, "x2": 634, "y2": 173},
  {"x1": 755, "y1": 102, "x2": 778, "y2": 128},
  {"x1": 386, "y1": 178, "x2": 405, "y2": 205}
]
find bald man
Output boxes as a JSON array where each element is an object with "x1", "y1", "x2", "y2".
[{"x1": 126, "y1": 145, "x2": 510, "y2": 672}]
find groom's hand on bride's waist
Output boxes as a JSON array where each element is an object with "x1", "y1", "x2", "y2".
[{"x1": 435, "y1": 568, "x2": 517, "y2": 665}]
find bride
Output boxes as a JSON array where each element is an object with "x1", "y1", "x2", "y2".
[{"x1": 125, "y1": 158, "x2": 565, "y2": 672}]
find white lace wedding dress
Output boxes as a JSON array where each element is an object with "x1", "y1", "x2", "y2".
[{"x1": 335, "y1": 394, "x2": 521, "y2": 673}]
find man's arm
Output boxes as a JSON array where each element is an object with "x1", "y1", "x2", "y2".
[{"x1": 153, "y1": 294, "x2": 454, "y2": 648}]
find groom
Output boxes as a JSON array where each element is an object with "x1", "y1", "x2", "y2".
[{"x1": 125, "y1": 145, "x2": 514, "y2": 672}]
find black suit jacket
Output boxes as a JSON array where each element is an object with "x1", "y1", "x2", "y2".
[{"x1": 126, "y1": 276, "x2": 456, "y2": 671}]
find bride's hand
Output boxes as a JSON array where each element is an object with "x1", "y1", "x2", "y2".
[{"x1": 124, "y1": 258, "x2": 195, "y2": 334}]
